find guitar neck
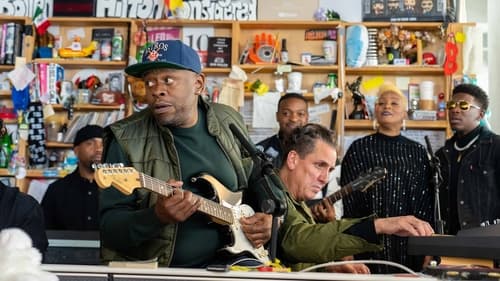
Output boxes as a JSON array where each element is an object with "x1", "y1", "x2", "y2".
[
  {"x1": 139, "y1": 173, "x2": 234, "y2": 225},
  {"x1": 325, "y1": 184, "x2": 354, "y2": 206}
]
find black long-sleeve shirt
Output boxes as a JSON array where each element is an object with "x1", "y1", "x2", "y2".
[
  {"x1": 41, "y1": 168, "x2": 99, "y2": 230},
  {"x1": 341, "y1": 133, "x2": 434, "y2": 273}
]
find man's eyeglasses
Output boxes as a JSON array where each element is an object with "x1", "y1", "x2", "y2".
[{"x1": 445, "y1": 100, "x2": 481, "y2": 111}]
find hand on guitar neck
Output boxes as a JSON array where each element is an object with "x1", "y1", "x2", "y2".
[
  {"x1": 309, "y1": 167, "x2": 387, "y2": 223},
  {"x1": 154, "y1": 180, "x2": 202, "y2": 224},
  {"x1": 310, "y1": 199, "x2": 336, "y2": 223}
]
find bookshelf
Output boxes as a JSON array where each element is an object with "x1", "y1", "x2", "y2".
[{"x1": 2, "y1": 17, "x2": 472, "y2": 193}]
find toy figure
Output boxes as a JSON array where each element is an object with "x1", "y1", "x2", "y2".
[
  {"x1": 387, "y1": 0, "x2": 401, "y2": 16},
  {"x1": 404, "y1": 0, "x2": 417, "y2": 15},
  {"x1": 372, "y1": 0, "x2": 385, "y2": 16},
  {"x1": 421, "y1": 0, "x2": 434, "y2": 14},
  {"x1": 346, "y1": 76, "x2": 369, "y2": 120}
]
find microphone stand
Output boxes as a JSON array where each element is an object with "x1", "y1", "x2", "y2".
[
  {"x1": 229, "y1": 124, "x2": 287, "y2": 263},
  {"x1": 255, "y1": 155, "x2": 287, "y2": 263},
  {"x1": 425, "y1": 136, "x2": 445, "y2": 234}
]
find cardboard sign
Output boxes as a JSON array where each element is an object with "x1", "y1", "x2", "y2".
[
  {"x1": 182, "y1": 0, "x2": 256, "y2": 20},
  {"x1": 94, "y1": 0, "x2": 164, "y2": 19},
  {"x1": 0, "y1": 0, "x2": 53, "y2": 17}
]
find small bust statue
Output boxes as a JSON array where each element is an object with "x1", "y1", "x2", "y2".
[{"x1": 346, "y1": 76, "x2": 369, "y2": 120}]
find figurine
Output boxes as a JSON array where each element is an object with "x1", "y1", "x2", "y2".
[
  {"x1": 346, "y1": 76, "x2": 369, "y2": 120},
  {"x1": 58, "y1": 37, "x2": 98, "y2": 58}
]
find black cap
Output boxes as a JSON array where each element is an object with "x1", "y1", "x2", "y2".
[{"x1": 73, "y1": 125, "x2": 104, "y2": 147}]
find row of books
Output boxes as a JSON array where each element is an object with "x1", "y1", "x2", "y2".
[
  {"x1": 0, "y1": 22, "x2": 27, "y2": 65},
  {"x1": 62, "y1": 110, "x2": 124, "y2": 143}
]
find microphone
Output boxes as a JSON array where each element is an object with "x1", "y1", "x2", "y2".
[
  {"x1": 228, "y1": 123, "x2": 287, "y2": 216},
  {"x1": 424, "y1": 135, "x2": 445, "y2": 234},
  {"x1": 229, "y1": 123, "x2": 263, "y2": 161}
]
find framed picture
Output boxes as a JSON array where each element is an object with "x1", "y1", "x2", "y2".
[
  {"x1": 362, "y1": 0, "x2": 457, "y2": 22},
  {"x1": 108, "y1": 72, "x2": 124, "y2": 93}
]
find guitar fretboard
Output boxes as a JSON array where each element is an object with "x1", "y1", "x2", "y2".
[
  {"x1": 326, "y1": 184, "x2": 354, "y2": 205},
  {"x1": 139, "y1": 173, "x2": 234, "y2": 225}
]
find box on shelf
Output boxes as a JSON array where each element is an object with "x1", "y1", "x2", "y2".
[
  {"x1": 361, "y1": 0, "x2": 457, "y2": 22},
  {"x1": 258, "y1": 0, "x2": 318, "y2": 20}
]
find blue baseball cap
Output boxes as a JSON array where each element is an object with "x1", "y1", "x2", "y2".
[{"x1": 125, "y1": 40, "x2": 202, "y2": 77}]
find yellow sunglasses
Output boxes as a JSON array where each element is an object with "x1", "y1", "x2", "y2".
[{"x1": 445, "y1": 100, "x2": 481, "y2": 111}]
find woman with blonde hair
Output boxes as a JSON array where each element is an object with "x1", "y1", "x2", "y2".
[{"x1": 340, "y1": 83, "x2": 433, "y2": 273}]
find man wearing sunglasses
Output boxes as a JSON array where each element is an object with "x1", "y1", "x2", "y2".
[{"x1": 436, "y1": 83, "x2": 500, "y2": 235}]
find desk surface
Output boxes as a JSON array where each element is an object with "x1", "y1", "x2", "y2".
[{"x1": 42, "y1": 264, "x2": 438, "y2": 281}]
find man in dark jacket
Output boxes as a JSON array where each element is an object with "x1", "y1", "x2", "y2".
[
  {"x1": 256, "y1": 93, "x2": 308, "y2": 169},
  {"x1": 0, "y1": 182, "x2": 48, "y2": 253},
  {"x1": 436, "y1": 84, "x2": 500, "y2": 235},
  {"x1": 100, "y1": 40, "x2": 285, "y2": 267},
  {"x1": 41, "y1": 125, "x2": 103, "y2": 230}
]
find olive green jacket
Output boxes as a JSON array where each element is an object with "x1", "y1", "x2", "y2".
[
  {"x1": 99, "y1": 98, "x2": 260, "y2": 265},
  {"x1": 278, "y1": 189, "x2": 383, "y2": 271}
]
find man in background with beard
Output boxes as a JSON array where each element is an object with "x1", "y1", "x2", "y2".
[{"x1": 42, "y1": 125, "x2": 104, "y2": 230}]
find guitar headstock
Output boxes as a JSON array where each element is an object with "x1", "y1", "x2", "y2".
[
  {"x1": 351, "y1": 167, "x2": 387, "y2": 193},
  {"x1": 94, "y1": 165, "x2": 141, "y2": 195}
]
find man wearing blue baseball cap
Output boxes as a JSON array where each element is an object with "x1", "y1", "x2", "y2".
[{"x1": 100, "y1": 40, "x2": 285, "y2": 267}]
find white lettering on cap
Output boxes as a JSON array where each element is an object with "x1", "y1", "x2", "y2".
[{"x1": 145, "y1": 42, "x2": 169, "y2": 61}]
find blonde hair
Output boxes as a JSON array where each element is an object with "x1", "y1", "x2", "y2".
[{"x1": 377, "y1": 83, "x2": 408, "y2": 110}]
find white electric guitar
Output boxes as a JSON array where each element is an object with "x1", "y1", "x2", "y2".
[{"x1": 94, "y1": 165, "x2": 270, "y2": 264}]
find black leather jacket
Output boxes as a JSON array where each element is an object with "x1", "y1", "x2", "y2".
[{"x1": 436, "y1": 126, "x2": 500, "y2": 234}]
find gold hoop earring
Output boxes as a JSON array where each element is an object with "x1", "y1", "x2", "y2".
[
  {"x1": 402, "y1": 119, "x2": 406, "y2": 131},
  {"x1": 373, "y1": 120, "x2": 379, "y2": 130}
]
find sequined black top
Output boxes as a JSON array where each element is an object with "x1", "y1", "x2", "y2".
[{"x1": 341, "y1": 132, "x2": 433, "y2": 273}]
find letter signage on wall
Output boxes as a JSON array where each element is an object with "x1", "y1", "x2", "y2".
[
  {"x1": 0, "y1": 0, "x2": 53, "y2": 17},
  {"x1": 182, "y1": 0, "x2": 256, "y2": 20},
  {"x1": 94, "y1": 0, "x2": 164, "y2": 19}
]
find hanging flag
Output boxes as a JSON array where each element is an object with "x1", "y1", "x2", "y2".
[
  {"x1": 165, "y1": 0, "x2": 184, "y2": 18},
  {"x1": 33, "y1": 6, "x2": 50, "y2": 35}
]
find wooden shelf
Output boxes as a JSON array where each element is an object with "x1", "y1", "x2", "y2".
[
  {"x1": 346, "y1": 66, "x2": 443, "y2": 75},
  {"x1": 46, "y1": 141, "x2": 73, "y2": 148},
  {"x1": 348, "y1": 22, "x2": 444, "y2": 29},
  {"x1": 238, "y1": 20, "x2": 342, "y2": 29},
  {"x1": 203, "y1": 67, "x2": 231, "y2": 74},
  {"x1": 0, "y1": 65, "x2": 14, "y2": 71},
  {"x1": 51, "y1": 104, "x2": 123, "y2": 111},
  {"x1": 34, "y1": 59, "x2": 127, "y2": 68},
  {"x1": 240, "y1": 64, "x2": 338, "y2": 74},
  {"x1": 0, "y1": 90, "x2": 11, "y2": 98},
  {"x1": 0, "y1": 169, "x2": 12, "y2": 177},
  {"x1": 26, "y1": 169, "x2": 65, "y2": 178},
  {"x1": 344, "y1": 119, "x2": 449, "y2": 130}
]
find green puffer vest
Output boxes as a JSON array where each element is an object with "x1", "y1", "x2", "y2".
[{"x1": 101, "y1": 98, "x2": 255, "y2": 265}]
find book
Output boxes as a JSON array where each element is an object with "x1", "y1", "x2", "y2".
[
  {"x1": 207, "y1": 37, "x2": 231, "y2": 68},
  {"x1": 146, "y1": 26, "x2": 180, "y2": 42},
  {"x1": 3, "y1": 23, "x2": 16, "y2": 65},
  {"x1": 92, "y1": 28, "x2": 114, "y2": 42},
  {"x1": 12, "y1": 23, "x2": 24, "y2": 59},
  {"x1": 0, "y1": 23, "x2": 5, "y2": 64}
]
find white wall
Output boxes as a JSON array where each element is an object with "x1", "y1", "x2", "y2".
[{"x1": 487, "y1": 0, "x2": 499, "y2": 133}]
